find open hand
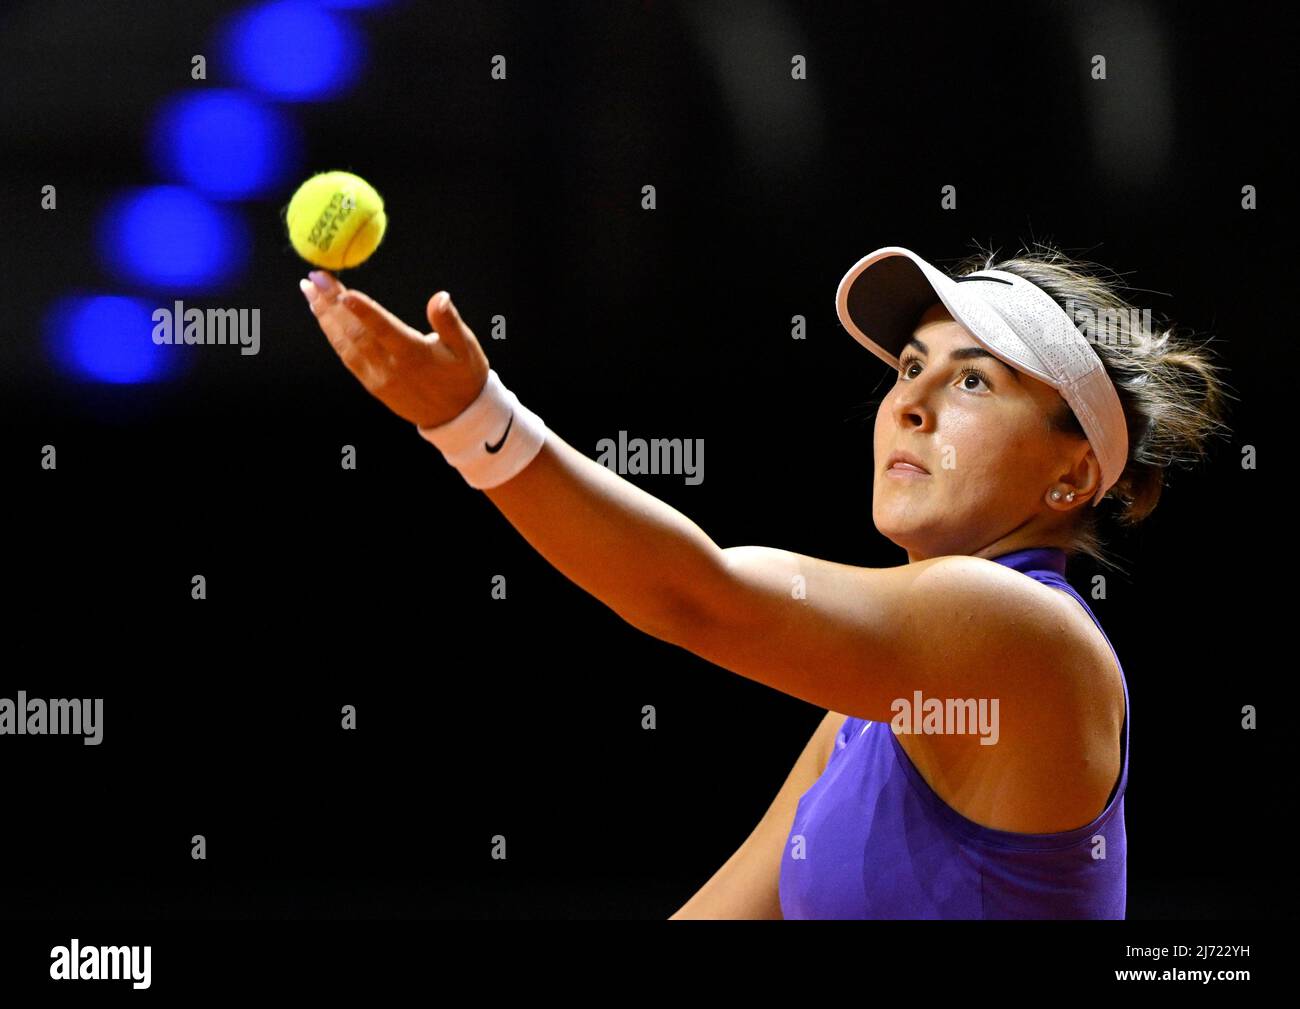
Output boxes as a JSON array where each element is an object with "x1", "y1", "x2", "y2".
[{"x1": 299, "y1": 270, "x2": 490, "y2": 429}]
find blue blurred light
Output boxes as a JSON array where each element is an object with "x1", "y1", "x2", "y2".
[
  {"x1": 316, "y1": 0, "x2": 392, "y2": 8},
  {"x1": 220, "y1": 0, "x2": 364, "y2": 101},
  {"x1": 97, "y1": 186, "x2": 248, "y2": 291},
  {"x1": 45, "y1": 295, "x2": 181, "y2": 384},
  {"x1": 149, "y1": 90, "x2": 300, "y2": 200}
]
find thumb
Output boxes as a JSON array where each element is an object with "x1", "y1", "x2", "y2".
[{"x1": 426, "y1": 290, "x2": 473, "y2": 358}]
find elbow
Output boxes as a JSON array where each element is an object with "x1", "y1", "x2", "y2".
[
  {"x1": 626, "y1": 588, "x2": 713, "y2": 648},
  {"x1": 621, "y1": 550, "x2": 729, "y2": 648}
]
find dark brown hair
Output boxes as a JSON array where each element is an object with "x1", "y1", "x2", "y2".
[{"x1": 947, "y1": 240, "x2": 1236, "y2": 573}]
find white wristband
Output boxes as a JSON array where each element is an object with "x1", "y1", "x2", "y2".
[{"x1": 415, "y1": 368, "x2": 548, "y2": 489}]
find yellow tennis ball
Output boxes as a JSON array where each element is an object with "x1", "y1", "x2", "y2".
[{"x1": 285, "y1": 170, "x2": 387, "y2": 270}]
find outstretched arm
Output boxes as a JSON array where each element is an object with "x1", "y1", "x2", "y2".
[
  {"x1": 301, "y1": 272, "x2": 1089, "y2": 726},
  {"x1": 479, "y1": 432, "x2": 723, "y2": 641},
  {"x1": 299, "y1": 270, "x2": 725, "y2": 641}
]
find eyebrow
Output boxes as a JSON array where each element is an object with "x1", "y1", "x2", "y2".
[{"x1": 903, "y1": 337, "x2": 1021, "y2": 383}]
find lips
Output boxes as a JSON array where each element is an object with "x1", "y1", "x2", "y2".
[{"x1": 885, "y1": 451, "x2": 930, "y2": 475}]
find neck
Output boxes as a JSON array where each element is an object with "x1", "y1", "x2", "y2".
[{"x1": 905, "y1": 531, "x2": 1070, "y2": 565}]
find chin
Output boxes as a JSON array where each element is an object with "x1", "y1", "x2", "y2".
[
  {"x1": 874, "y1": 500, "x2": 949, "y2": 552},
  {"x1": 873, "y1": 508, "x2": 926, "y2": 548}
]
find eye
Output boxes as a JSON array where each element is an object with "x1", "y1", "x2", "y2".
[
  {"x1": 956, "y1": 367, "x2": 992, "y2": 392},
  {"x1": 898, "y1": 353, "x2": 993, "y2": 393}
]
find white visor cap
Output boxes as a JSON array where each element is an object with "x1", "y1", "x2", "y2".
[{"x1": 835, "y1": 246, "x2": 1129, "y2": 508}]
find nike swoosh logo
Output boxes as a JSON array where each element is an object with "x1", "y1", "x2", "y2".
[{"x1": 485, "y1": 412, "x2": 513, "y2": 453}]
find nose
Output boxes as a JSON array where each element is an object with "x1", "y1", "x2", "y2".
[{"x1": 889, "y1": 383, "x2": 934, "y2": 432}]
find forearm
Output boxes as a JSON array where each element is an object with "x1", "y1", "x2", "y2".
[
  {"x1": 481, "y1": 429, "x2": 723, "y2": 640},
  {"x1": 303, "y1": 281, "x2": 723, "y2": 627}
]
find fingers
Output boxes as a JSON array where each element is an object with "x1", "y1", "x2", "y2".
[
  {"x1": 337, "y1": 337, "x2": 392, "y2": 392},
  {"x1": 300, "y1": 271, "x2": 381, "y2": 353},
  {"x1": 309, "y1": 269, "x2": 344, "y2": 293},
  {"x1": 299, "y1": 270, "x2": 351, "y2": 336},
  {"x1": 425, "y1": 291, "x2": 473, "y2": 359},
  {"x1": 307, "y1": 269, "x2": 350, "y2": 308},
  {"x1": 337, "y1": 288, "x2": 431, "y2": 357},
  {"x1": 300, "y1": 272, "x2": 398, "y2": 378}
]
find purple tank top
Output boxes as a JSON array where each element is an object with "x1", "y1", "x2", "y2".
[{"x1": 778, "y1": 547, "x2": 1129, "y2": 919}]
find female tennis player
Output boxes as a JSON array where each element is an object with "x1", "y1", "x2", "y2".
[{"x1": 298, "y1": 242, "x2": 1228, "y2": 919}]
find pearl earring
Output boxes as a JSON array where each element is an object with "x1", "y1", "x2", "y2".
[{"x1": 1050, "y1": 489, "x2": 1077, "y2": 502}]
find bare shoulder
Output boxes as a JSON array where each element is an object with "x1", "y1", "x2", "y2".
[
  {"x1": 916, "y1": 556, "x2": 1115, "y2": 671},
  {"x1": 679, "y1": 545, "x2": 1116, "y2": 731},
  {"x1": 920, "y1": 556, "x2": 1123, "y2": 743},
  {"x1": 893, "y1": 554, "x2": 1125, "y2": 737},
  {"x1": 1036, "y1": 582, "x2": 1127, "y2": 731},
  {"x1": 899, "y1": 559, "x2": 1126, "y2": 830}
]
